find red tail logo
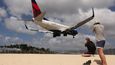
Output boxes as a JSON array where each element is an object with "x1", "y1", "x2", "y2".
[{"x1": 31, "y1": 0, "x2": 41, "y2": 18}]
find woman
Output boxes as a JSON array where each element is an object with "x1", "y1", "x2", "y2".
[{"x1": 93, "y1": 22, "x2": 107, "y2": 65}]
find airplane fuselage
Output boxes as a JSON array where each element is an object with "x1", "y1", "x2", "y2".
[
  {"x1": 34, "y1": 20, "x2": 78, "y2": 38},
  {"x1": 34, "y1": 20, "x2": 70, "y2": 31}
]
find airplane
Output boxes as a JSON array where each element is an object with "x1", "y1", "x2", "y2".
[{"x1": 25, "y1": 0, "x2": 95, "y2": 38}]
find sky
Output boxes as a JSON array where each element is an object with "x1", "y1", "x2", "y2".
[{"x1": 0, "y1": 0, "x2": 115, "y2": 51}]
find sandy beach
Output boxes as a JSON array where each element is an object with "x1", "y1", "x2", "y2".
[{"x1": 0, "y1": 54, "x2": 114, "y2": 65}]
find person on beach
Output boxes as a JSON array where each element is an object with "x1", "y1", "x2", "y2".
[
  {"x1": 82, "y1": 37, "x2": 96, "y2": 57},
  {"x1": 93, "y1": 22, "x2": 107, "y2": 65}
]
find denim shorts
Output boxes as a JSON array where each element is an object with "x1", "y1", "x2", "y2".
[{"x1": 96, "y1": 40, "x2": 105, "y2": 48}]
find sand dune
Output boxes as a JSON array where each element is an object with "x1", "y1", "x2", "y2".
[{"x1": 0, "y1": 54, "x2": 114, "y2": 65}]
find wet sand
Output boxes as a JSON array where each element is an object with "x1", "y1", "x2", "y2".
[{"x1": 0, "y1": 54, "x2": 114, "y2": 65}]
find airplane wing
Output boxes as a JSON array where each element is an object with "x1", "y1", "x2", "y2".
[
  {"x1": 69, "y1": 8, "x2": 94, "y2": 30},
  {"x1": 38, "y1": 30, "x2": 53, "y2": 33}
]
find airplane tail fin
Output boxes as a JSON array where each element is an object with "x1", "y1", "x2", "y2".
[{"x1": 31, "y1": 0, "x2": 45, "y2": 21}]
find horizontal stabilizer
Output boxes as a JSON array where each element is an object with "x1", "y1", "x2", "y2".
[{"x1": 25, "y1": 22, "x2": 52, "y2": 33}]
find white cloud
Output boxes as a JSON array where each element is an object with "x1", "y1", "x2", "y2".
[
  {"x1": 4, "y1": 0, "x2": 115, "y2": 18},
  {"x1": 4, "y1": 0, "x2": 31, "y2": 18},
  {"x1": 40, "y1": 0, "x2": 115, "y2": 16},
  {"x1": 0, "y1": 8, "x2": 7, "y2": 17},
  {"x1": 0, "y1": 35, "x2": 25, "y2": 45},
  {"x1": 81, "y1": 0, "x2": 114, "y2": 8},
  {"x1": 5, "y1": 17, "x2": 37, "y2": 34}
]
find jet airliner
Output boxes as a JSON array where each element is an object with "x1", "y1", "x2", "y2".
[{"x1": 25, "y1": 0, "x2": 95, "y2": 38}]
